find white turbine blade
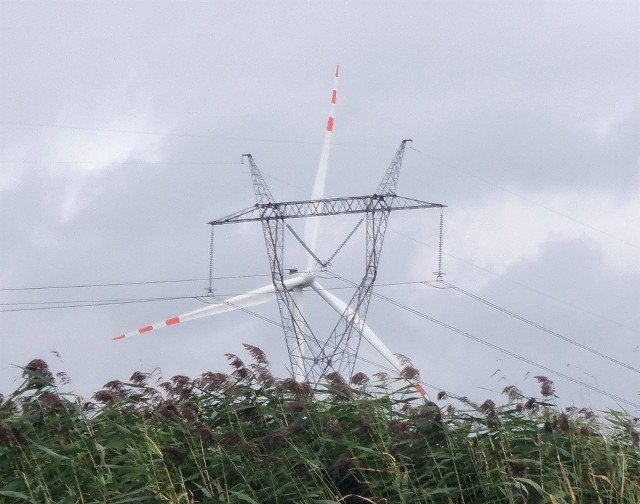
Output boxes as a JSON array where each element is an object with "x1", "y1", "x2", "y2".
[
  {"x1": 114, "y1": 274, "x2": 312, "y2": 341},
  {"x1": 290, "y1": 286, "x2": 307, "y2": 381},
  {"x1": 310, "y1": 280, "x2": 430, "y2": 398},
  {"x1": 305, "y1": 64, "x2": 339, "y2": 271}
]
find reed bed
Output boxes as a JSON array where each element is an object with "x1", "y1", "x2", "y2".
[{"x1": 1, "y1": 348, "x2": 639, "y2": 503}]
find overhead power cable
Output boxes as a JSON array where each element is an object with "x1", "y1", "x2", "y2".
[
  {"x1": 0, "y1": 280, "x2": 425, "y2": 313},
  {"x1": 0, "y1": 296, "x2": 202, "y2": 313},
  {"x1": 0, "y1": 274, "x2": 270, "y2": 292},
  {"x1": 0, "y1": 120, "x2": 394, "y2": 149},
  {"x1": 0, "y1": 120, "x2": 313, "y2": 144},
  {"x1": 1, "y1": 160, "x2": 240, "y2": 166},
  {"x1": 329, "y1": 271, "x2": 640, "y2": 410},
  {"x1": 433, "y1": 280, "x2": 640, "y2": 376},
  {"x1": 389, "y1": 226, "x2": 638, "y2": 334},
  {"x1": 197, "y1": 294, "x2": 283, "y2": 329}
]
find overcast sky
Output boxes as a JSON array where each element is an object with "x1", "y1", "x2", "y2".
[{"x1": 1, "y1": 1, "x2": 639, "y2": 413}]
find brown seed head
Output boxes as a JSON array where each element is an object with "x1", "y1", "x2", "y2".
[
  {"x1": 400, "y1": 366, "x2": 420, "y2": 381},
  {"x1": 24, "y1": 359, "x2": 53, "y2": 382},
  {"x1": 39, "y1": 392, "x2": 63, "y2": 410},
  {"x1": 287, "y1": 422, "x2": 304, "y2": 435},
  {"x1": 264, "y1": 429, "x2": 289, "y2": 448},
  {"x1": 502, "y1": 385, "x2": 522, "y2": 402},
  {"x1": 534, "y1": 376, "x2": 555, "y2": 397},
  {"x1": 388, "y1": 419, "x2": 409, "y2": 435},
  {"x1": 579, "y1": 408, "x2": 596, "y2": 421},
  {"x1": 287, "y1": 401, "x2": 305, "y2": 413},
  {"x1": 193, "y1": 421, "x2": 214, "y2": 445},
  {"x1": 331, "y1": 455, "x2": 352, "y2": 474},
  {"x1": 480, "y1": 399, "x2": 496, "y2": 413},
  {"x1": 196, "y1": 372, "x2": 228, "y2": 391},
  {"x1": 0, "y1": 423, "x2": 26, "y2": 446},
  {"x1": 161, "y1": 445, "x2": 186, "y2": 465},
  {"x1": 372, "y1": 372, "x2": 388, "y2": 382},
  {"x1": 225, "y1": 353, "x2": 245, "y2": 370},
  {"x1": 350, "y1": 372, "x2": 369, "y2": 386},
  {"x1": 129, "y1": 371, "x2": 149, "y2": 384},
  {"x1": 243, "y1": 344, "x2": 268, "y2": 365},
  {"x1": 325, "y1": 372, "x2": 346, "y2": 385},
  {"x1": 524, "y1": 398, "x2": 539, "y2": 413},
  {"x1": 93, "y1": 390, "x2": 117, "y2": 403},
  {"x1": 326, "y1": 420, "x2": 342, "y2": 438},
  {"x1": 157, "y1": 400, "x2": 179, "y2": 420},
  {"x1": 103, "y1": 380, "x2": 124, "y2": 391}
]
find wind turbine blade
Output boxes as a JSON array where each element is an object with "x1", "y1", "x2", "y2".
[
  {"x1": 305, "y1": 64, "x2": 339, "y2": 271},
  {"x1": 310, "y1": 280, "x2": 429, "y2": 398},
  {"x1": 289, "y1": 286, "x2": 307, "y2": 381},
  {"x1": 113, "y1": 274, "x2": 312, "y2": 341}
]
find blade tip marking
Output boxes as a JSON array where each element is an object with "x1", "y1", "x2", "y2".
[
  {"x1": 113, "y1": 335, "x2": 125, "y2": 341},
  {"x1": 326, "y1": 117, "x2": 334, "y2": 132}
]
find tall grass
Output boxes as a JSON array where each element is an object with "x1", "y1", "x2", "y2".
[{"x1": 1, "y1": 349, "x2": 639, "y2": 503}]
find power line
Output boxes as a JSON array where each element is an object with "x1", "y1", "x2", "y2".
[
  {"x1": 0, "y1": 280, "x2": 427, "y2": 312},
  {"x1": 1, "y1": 296, "x2": 211, "y2": 307},
  {"x1": 197, "y1": 294, "x2": 283, "y2": 329},
  {"x1": 0, "y1": 120, "x2": 313, "y2": 144},
  {"x1": 0, "y1": 274, "x2": 270, "y2": 292},
  {"x1": 0, "y1": 277, "x2": 421, "y2": 298},
  {"x1": 431, "y1": 280, "x2": 640, "y2": 376},
  {"x1": 0, "y1": 120, "x2": 395, "y2": 150},
  {"x1": 0, "y1": 160, "x2": 241, "y2": 166},
  {"x1": 6, "y1": 268, "x2": 636, "y2": 407},
  {"x1": 329, "y1": 271, "x2": 640, "y2": 410},
  {"x1": 389, "y1": 226, "x2": 639, "y2": 335},
  {"x1": 0, "y1": 296, "x2": 202, "y2": 313}
]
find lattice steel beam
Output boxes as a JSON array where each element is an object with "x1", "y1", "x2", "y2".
[{"x1": 208, "y1": 195, "x2": 444, "y2": 226}]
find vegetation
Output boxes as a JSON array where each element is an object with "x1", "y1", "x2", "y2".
[{"x1": 1, "y1": 348, "x2": 639, "y2": 503}]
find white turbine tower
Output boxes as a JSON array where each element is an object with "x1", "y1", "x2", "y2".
[{"x1": 114, "y1": 66, "x2": 444, "y2": 398}]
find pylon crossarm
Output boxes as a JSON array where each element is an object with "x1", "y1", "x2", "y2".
[{"x1": 208, "y1": 195, "x2": 445, "y2": 226}]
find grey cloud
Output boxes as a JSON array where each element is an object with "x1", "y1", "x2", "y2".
[{"x1": 1, "y1": 2, "x2": 639, "y2": 410}]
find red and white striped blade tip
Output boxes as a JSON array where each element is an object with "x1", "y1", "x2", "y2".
[{"x1": 113, "y1": 315, "x2": 181, "y2": 341}]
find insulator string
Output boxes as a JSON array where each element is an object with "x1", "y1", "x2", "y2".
[
  {"x1": 207, "y1": 226, "x2": 215, "y2": 295},
  {"x1": 434, "y1": 207, "x2": 445, "y2": 281}
]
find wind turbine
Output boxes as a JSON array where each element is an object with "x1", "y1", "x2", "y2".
[{"x1": 114, "y1": 66, "x2": 444, "y2": 397}]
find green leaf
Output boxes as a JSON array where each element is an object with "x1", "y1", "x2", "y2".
[
  {"x1": 230, "y1": 491, "x2": 260, "y2": 504},
  {"x1": 513, "y1": 477, "x2": 545, "y2": 495},
  {"x1": 31, "y1": 442, "x2": 71, "y2": 461},
  {"x1": 0, "y1": 490, "x2": 32, "y2": 501},
  {"x1": 191, "y1": 482, "x2": 213, "y2": 499}
]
